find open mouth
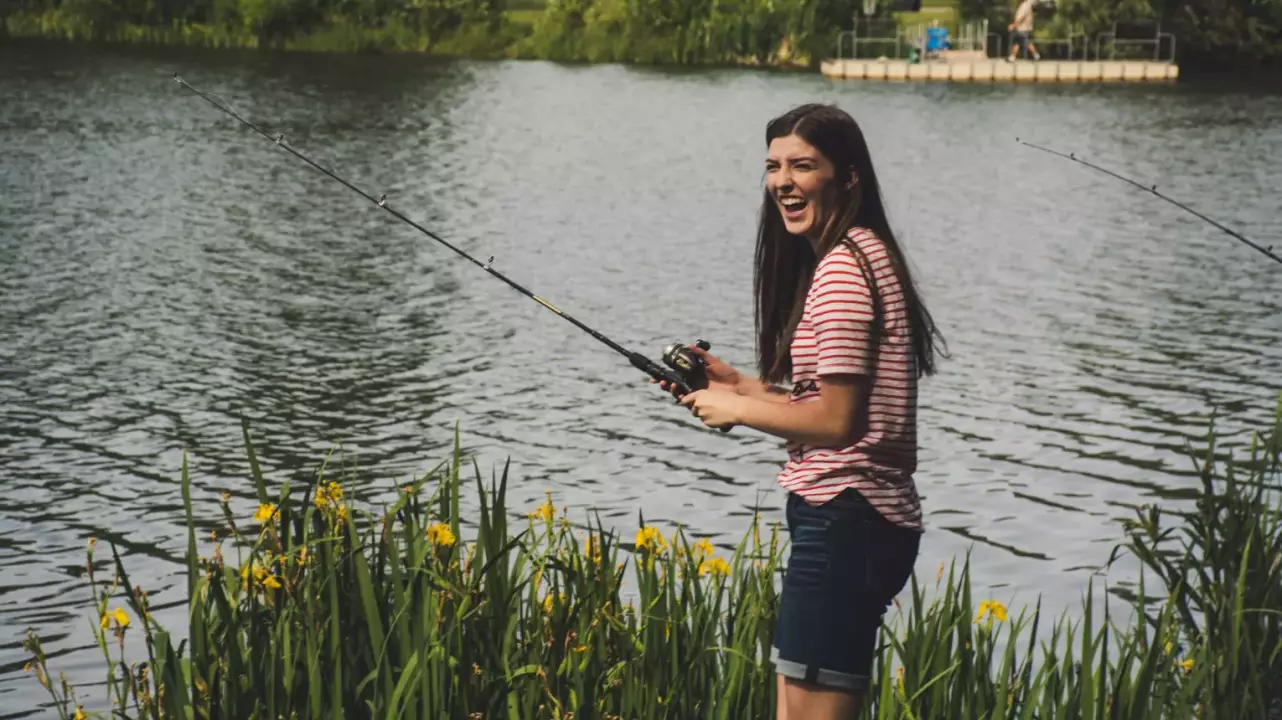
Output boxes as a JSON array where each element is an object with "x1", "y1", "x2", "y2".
[{"x1": 779, "y1": 196, "x2": 807, "y2": 216}]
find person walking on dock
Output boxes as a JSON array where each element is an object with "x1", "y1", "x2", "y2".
[{"x1": 1007, "y1": 0, "x2": 1041, "y2": 61}]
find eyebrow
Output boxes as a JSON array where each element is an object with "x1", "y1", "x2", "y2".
[{"x1": 766, "y1": 155, "x2": 818, "y2": 164}]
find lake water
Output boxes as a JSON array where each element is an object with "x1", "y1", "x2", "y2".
[{"x1": 1, "y1": 38, "x2": 1279, "y2": 716}]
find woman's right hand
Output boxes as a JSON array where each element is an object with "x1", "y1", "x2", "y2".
[
  {"x1": 690, "y1": 345, "x2": 742, "y2": 394},
  {"x1": 649, "y1": 344, "x2": 743, "y2": 397}
]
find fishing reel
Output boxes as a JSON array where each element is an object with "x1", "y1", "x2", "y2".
[
  {"x1": 661, "y1": 339, "x2": 711, "y2": 396},
  {"x1": 656, "y1": 339, "x2": 731, "y2": 433},
  {"x1": 627, "y1": 339, "x2": 714, "y2": 401}
]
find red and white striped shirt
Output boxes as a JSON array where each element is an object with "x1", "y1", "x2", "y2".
[{"x1": 775, "y1": 226, "x2": 923, "y2": 531}]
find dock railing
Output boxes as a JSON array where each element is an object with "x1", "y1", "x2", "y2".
[
  {"x1": 836, "y1": 18, "x2": 1175, "y2": 65},
  {"x1": 836, "y1": 30, "x2": 905, "y2": 60},
  {"x1": 1019, "y1": 30, "x2": 1089, "y2": 60},
  {"x1": 903, "y1": 19, "x2": 990, "y2": 55},
  {"x1": 1093, "y1": 20, "x2": 1176, "y2": 61},
  {"x1": 837, "y1": 16, "x2": 905, "y2": 60}
]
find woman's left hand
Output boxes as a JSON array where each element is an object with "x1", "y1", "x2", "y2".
[{"x1": 679, "y1": 390, "x2": 748, "y2": 430}]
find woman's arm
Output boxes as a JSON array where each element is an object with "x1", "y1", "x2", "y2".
[
  {"x1": 740, "y1": 373, "x2": 867, "y2": 446},
  {"x1": 683, "y1": 374, "x2": 868, "y2": 447},
  {"x1": 737, "y1": 378, "x2": 793, "y2": 404}
]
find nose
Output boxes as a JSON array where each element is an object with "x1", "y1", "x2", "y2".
[{"x1": 773, "y1": 167, "x2": 795, "y2": 193}]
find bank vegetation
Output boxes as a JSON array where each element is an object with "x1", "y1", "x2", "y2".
[
  {"x1": 2, "y1": 0, "x2": 1279, "y2": 72},
  {"x1": 20, "y1": 392, "x2": 1282, "y2": 718}
]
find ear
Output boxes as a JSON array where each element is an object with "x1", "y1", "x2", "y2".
[{"x1": 845, "y1": 168, "x2": 859, "y2": 189}]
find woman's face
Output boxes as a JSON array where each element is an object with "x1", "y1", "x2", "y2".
[{"x1": 765, "y1": 133, "x2": 840, "y2": 241}]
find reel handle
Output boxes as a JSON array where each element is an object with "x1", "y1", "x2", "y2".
[{"x1": 650, "y1": 340, "x2": 733, "y2": 434}]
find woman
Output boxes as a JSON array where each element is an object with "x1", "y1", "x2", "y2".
[{"x1": 661, "y1": 103, "x2": 945, "y2": 718}]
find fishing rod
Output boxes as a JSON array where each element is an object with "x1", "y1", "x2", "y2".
[
  {"x1": 1018, "y1": 139, "x2": 1281, "y2": 268},
  {"x1": 171, "y1": 73, "x2": 724, "y2": 427}
]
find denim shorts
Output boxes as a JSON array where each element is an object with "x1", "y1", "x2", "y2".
[{"x1": 770, "y1": 487, "x2": 921, "y2": 693}]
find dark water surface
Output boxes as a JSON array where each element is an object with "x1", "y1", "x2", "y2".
[{"x1": 1, "y1": 39, "x2": 1280, "y2": 715}]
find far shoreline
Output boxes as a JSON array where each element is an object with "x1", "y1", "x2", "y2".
[{"x1": 3, "y1": 28, "x2": 1280, "y2": 88}]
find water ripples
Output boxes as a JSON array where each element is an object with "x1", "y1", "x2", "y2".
[{"x1": 1, "y1": 40, "x2": 1280, "y2": 715}]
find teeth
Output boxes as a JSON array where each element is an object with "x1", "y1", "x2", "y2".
[{"x1": 781, "y1": 197, "x2": 805, "y2": 209}]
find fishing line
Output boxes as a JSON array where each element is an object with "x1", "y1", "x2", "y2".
[
  {"x1": 1018, "y1": 139, "x2": 1281, "y2": 268},
  {"x1": 172, "y1": 73, "x2": 724, "y2": 428}
]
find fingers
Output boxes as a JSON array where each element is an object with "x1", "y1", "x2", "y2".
[
  {"x1": 690, "y1": 345, "x2": 716, "y2": 363},
  {"x1": 650, "y1": 378, "x2": 689, "y2": 405},
  {"x1": 649, "y1": 378, "x2": 679, "y2": 393}
]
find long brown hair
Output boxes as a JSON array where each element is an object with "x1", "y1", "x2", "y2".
[{"x1": 753, "y1": 103, "x2": 946, "y2": 384}]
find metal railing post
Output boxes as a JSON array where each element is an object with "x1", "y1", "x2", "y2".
[{"x1": 1097, "y1": 31, "x2": 1114, "y2": 60}]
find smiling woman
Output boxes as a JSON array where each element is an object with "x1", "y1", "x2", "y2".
[{"x1": 662, "y1": 103, "x2": 948, "y2": 719}]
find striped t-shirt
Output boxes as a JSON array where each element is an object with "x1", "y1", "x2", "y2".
[{"x1": 775, "y1": 226, "x2": 923, "y2": 531}]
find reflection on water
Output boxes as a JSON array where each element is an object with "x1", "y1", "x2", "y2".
[{"x1": 1, "y1": 39, "x2": 1280, "y2": 716}]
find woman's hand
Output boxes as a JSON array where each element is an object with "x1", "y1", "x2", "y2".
[
  {"x1": 692, "y1": 345, "x2": 743, "y2": 394},
  {"x1": 649, "y1": 344, "x2": 743, "y2": 397},
  {"x1": 679, "y1": 389, "x2": 748, "y2": 430}
]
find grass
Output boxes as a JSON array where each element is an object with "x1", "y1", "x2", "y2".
[
  {"x1": 20, "y1": 393, "x2": 1282, "y2": 718},
  {"x1": 505, "y1": 8, "x2": 544, "y2": 31}
]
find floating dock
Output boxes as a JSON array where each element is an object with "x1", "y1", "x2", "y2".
[{"x1": 820, "y1": 58, "x2": 1179, "y2": 83}]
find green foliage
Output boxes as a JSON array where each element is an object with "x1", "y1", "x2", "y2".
[
  {"x1": 957, "y1": 0, "x2": 1280, "y2": 66},
  {"x1": 1043, "y1": 0, "x2": 1153, "y2": 38},
  {"x1": 235, "y1": 0, "x2": 322, "y2": 47},
  {"x1": 5, "y1": 0, "x2": 1280, "y2": 67},
  {"x1": 872, "y1": 562, "x2": 1203, "y2": 719},
  {"x1": 5, "y1": 0, "x2": 506, "y2": 53},
  {"x1": 33, "y1": 0, "x2": 122, "y2": 40},
  {"x1": 19, "y1": 393, "x2": 1282, "y2": 718},
  {"x1": 1120, "y1": 395, "x2": 1282, "y2": 718},
  {"x1": 23, "y1": 428, "x2": 781, "y2": 718},
  {"x1": 514, "y1": 0, "x2": 838, "y2": 67},
  {"x1": 1167, "y1": 0, "x2": 1282, "y2": 65},
  {"x1": 956, "y1": 0, "x2": 1003, "y2": 33}
]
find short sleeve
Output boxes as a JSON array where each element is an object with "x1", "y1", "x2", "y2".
[{"x1": 807, "y1": 246, "x2": 876, "y2": 377}]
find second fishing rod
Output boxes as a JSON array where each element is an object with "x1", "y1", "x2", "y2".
[{"x1": 172, "y1": 74, "x2": 726, "y2": 429}]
